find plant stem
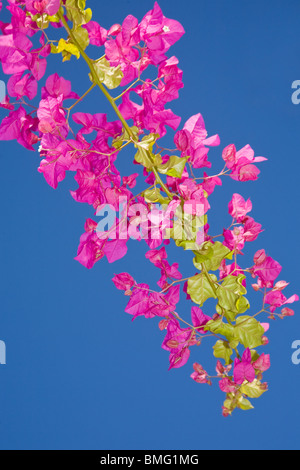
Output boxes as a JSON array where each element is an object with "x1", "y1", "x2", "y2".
[{"x1": 67, "y1": 83, "x2": 96, "y2": 113}]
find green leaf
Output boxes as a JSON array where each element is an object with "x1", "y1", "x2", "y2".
[
  {"x1": 55, "y1": 38, "x2": 80, "y2": 60},
  {"x1": 51, "y1": 43, "x2": 59, "y2": 54},
  {"x1": 112, "y1": 126, "x2": 139, "y2": 149},
  {"x1": 77, "y1": 0, "x2": 86, "y2": 10},
  {"x1": 204, "y1": 319, "x2": 235, "y2": 342},
  {"x1": 84, "y1": 8, "x2": 92, "y2": 23},
  {"x1": 134, "y1": 134, "x2": 159, "y2": 169},
  {"x1": 172, "y1": 211, "x2": 207, "y2": 252},
  {"x1": 229, "y1": 338, "x2": 239, "y2": 349},
  {"x1": 213, "y1": 340, "x2": 233, "y2": 365},
  {"x1": 250, "y1": 350, "x2": 260, "y2": 362},
  {"x1": 223, "y1": 397, "x2": 237, "y2": 413},
  {"x1": 90, "y1": 58, "x2": 123, "y2": 89},
  {"x1": 65, "y1": 0, "x2": 92, "y2": 27},
  {"x1": 240, "y1": 380, "x2": 267, "y2": 399},
  {"x1": 143, "y1": 188, "x2": 167, "y2": 204},
  {"x1": 175, "y1": 238, "x2": 200, "y2": 251},
  {"x1": 187, "y1": 273, "x2": 218, "y2": 307},
  {"x1": 72, "y1": 26, "x2": 89, "y2": 51},
  {"x1": 237, "y1": 396, "x2": 254, "y2": 411},
  {"x1": 234, "y1": 316, "x2": 265, "y2": 349},
  {"x1": 157, "y1": 155, "x2": 187, "y2": 178},
  {"x1": 194, "y1": 242, "x2": 233, "y2": 272},
  {"x1": 216, "y1": 275, "x2": 249, "y2": 322},
  {"x1": 193, "y1": 242, "x2": 214, "y2": 264},
  {"x1": 236, "y1": 296, "x2": 250, "y2": 313},
  {"x1": 48, "y1": 14, "x2": 61, "y2": 23}
]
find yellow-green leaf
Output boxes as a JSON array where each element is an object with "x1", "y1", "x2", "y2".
[
  {"x1": 72, "y1": 26, "x2": 90, "y2": 51},
  {"x1": 65, "y1": 0, "x2": 92, "y2": 27},
  {"x1": 187, "y1": 273, "x2": 218, "y2": 306},
  {"x1": 234, "y1": 316, "x2": 265, "y2": 349},
  {"x1": 57, "y1": 38, "x2": 80, "y2": 59},
  {"x1": 240, "y1": 380, "x2": 267, "y2": 399},
  {"x1": 143, "y1": 188, "x2": 167, "y2": 204},
  {"x1": 205, "y1": 319, "x2": 235, "y2": 342},
  {"x1": 216, "y1": 275, "x2": 249, "y2": 322},
  {"x1": 194, "y1": 241, "x2": 233, "y2": 271},
  {"x1": 157, "y1": 155, "x2": 187, "y2": 178},
  {"x1": 90, "y1": 58, "x2": 123, "y2": 89},
  {"x1": 213, "y1": 340, "x2": 233, "y2": 365},
  {"x1": 237, "y1": 396, "x2": 254, "y2": 411},
  {"x1": 134, "y1": 134, "x2": 159, "y2": 169}
]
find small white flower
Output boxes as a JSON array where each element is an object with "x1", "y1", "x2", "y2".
[{"x1": 163, "y1": 25, "x2": 170, "y2": 33}]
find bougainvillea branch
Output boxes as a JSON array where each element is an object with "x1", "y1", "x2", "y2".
[{"x1": 0, "y1": 0, "x2": 298, "y2": 417}]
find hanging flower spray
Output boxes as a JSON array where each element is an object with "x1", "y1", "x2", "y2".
[{"x1": 0, "y1": 0, "x2": 298, "y2": 416}]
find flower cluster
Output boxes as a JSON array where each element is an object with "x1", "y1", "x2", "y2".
[{"x1": 0, "y1": 0, "x2": 298, "y2": 416}]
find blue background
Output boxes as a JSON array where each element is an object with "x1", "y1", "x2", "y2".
[{"x1": 0, "y1": 0, "x2": 300, "y2": 450}]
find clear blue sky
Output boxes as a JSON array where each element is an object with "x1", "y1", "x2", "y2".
[{"x1": 0, "y1": 0, "x2": 300, "y2": 450}]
